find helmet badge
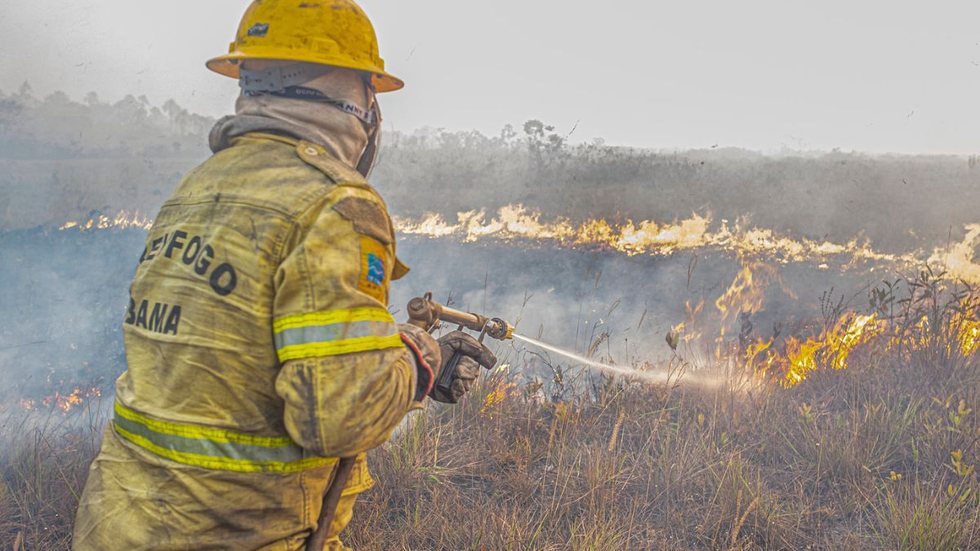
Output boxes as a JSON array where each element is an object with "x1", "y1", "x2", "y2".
[{"x1": 247, "y1": 23, "x2": 269, "y2": 37}]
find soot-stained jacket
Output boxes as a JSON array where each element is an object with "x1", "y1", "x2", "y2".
[{"x1": 73, "y1": 132, "x2": 417, "y2": 551}]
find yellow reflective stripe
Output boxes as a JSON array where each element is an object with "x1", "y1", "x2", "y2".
[
  {"x1": 113, "y1": 425, "x2": 335, "y2": 474},
  {"x1": 276, "y1": 333, "x2": 404, "y2": 361},
  {"x1": 273, "y1": 307, "x2": 394, "y2": 333},
  {"x1": 114, "y1": 400, "x2": 293, "y2": 447},
  {"x1": 112, "y1": 400, "x2": 335, "y2": 473}
]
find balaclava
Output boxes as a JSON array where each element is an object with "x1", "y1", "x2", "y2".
[{"x1": 209, "y1": 62, "x2": 380, "y2": 175}]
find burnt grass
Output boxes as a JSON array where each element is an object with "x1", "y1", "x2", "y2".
[{"x1": 2, "y1": 230, "x2": 979, "y2": 550}]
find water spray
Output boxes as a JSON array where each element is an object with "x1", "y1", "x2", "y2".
[
  {"x1": 406, "y1": 293, "x2": 720, "y2": 389},
  {"x1": 512, "y1": 333, "x2": 672, "y2": 384}
]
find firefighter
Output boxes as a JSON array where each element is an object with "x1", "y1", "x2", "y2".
[{"x1": 73, "y1": 1, "x2": 496, "y2": 549}]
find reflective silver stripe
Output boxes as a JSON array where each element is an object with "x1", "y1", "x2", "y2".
[
  {"x1": 274, "y1": 319, "x2": 396, "y2": 350},
  {"x1": 114, "y1": 413, "x2": 305, "y2": 463},
  {"x1": 111, "y1": 402, "x2": 333, "y2": 473}
]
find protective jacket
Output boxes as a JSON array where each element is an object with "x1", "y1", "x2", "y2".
[{"x1": 73, "y1": 132, "x2": 417, "y2": 550}]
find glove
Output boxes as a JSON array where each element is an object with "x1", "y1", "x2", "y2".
[
  {"x1": 431, "y1": 331, "x2": 497, "y2": 404},
  {"x1": 398, "y1": 323, "x2": 441, "y2": 403}
]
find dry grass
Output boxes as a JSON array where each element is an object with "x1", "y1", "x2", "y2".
[
  {"x1": 341, "y1": 275, "x2": 980, "y2": 550},
  {"x1": 1, "y1": 279, "x2": 978, "y2": 550},
  {"x1": 0, "y1": 402, "x2": 106, "y2": 550},
  {"x1": 338, "y1": 353, "x2": 978, "y2": 550}
]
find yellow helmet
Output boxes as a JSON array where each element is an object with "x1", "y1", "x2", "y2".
[{"x1": 207, "y1": 0, "x2": 403, "y2": 93}]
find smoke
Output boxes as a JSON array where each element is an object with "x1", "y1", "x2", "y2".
[
  {"x1": 0, "y1": 228, "x2": 141, "y2": 404},
  {"x1": 0, "y1": 225, "x2": 878, "y2": 404},
  {"x1": 1, "y1": 90, "x2": 978, "y2": 405}
]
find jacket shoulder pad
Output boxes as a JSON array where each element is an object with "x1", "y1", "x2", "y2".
[{"x1": 295, "y1": 141, "x2": 370, "y2": 190}]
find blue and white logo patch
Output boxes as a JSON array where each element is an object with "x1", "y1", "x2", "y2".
[
  {"x1": 358, "y1": 237, "x2": 388, "y2": 303},
  {"x1": 366, "y1": 253, "x2": 385, "y2": 286}
]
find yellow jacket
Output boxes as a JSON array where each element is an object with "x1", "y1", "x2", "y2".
[{"x1": 74, "y1": 133, "x2": 417, "y2": 550}]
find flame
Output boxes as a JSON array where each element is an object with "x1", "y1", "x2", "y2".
[
  {"x1": 60, "y1": 205, "x2": 980, "y2": 287},
  {"x1": 482, "y1": 381, "x2": 518, "y2": 413},
  {"x1": 53, "y1": 205, "x2": 977, "y2": 391},
  {"x1": 395, "y1": 206, "x2": 979, "y2": 380},
  {"x1": 393, "y1": 205, "x2": 927, "y2": 270},
  {"x1": 59, "y1": 210, "x2": 154, "y2": 231},
  {"x1": 745, "y1": 338, "x2": 776, "y2": 374},
  {"x1": 930, "y1": 307, "x2": 980, "y2": 358},
  {"x1": 961, "y1": 317, "x2": 980, "y2": 357},
  {"x1": 928, "y1": 224, "x2": 980, "y2": 287},
  {"x1": 780, "y1": 314, "x2": 884, "y2": 386},
  {"x1": 714, "y1": 261, "x2": 779, "y2": 319},
  {"x1": 677, "y1": 259, "x2": 978, "y2": 387},
  {"x1": 23, "y1": 386, "x2": 102, "y2": 413},
  {"x1": 666, "y1": 300, "x2": 708, "y2": 351},
  {"x1": 744, "y1": 303, "x2": 976, "y2": 387}
]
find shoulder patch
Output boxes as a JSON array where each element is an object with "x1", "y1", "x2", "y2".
[
  {"x1": 332, "y1": 196, "x2": 393, "y2": 245},
  {"x1": 358, "y1": 236, "x2": 389, "y2": 303}
]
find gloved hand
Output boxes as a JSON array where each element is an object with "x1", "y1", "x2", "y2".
[
  {"x1": 431, "y1": 331, "x2": 497, "y2": 404},
  {"x1": 398, "y1": 323, "x2": 441, "y2": 403}
]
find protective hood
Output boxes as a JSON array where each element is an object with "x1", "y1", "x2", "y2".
[{"x1": 209, "y1": 68, "x2": 372, "y2": 170}]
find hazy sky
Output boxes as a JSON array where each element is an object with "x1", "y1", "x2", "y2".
[{"x1": 2, "y1": 0, "x2": 979, "y2": 153}]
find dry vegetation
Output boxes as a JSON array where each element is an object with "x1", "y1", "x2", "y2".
[
  {"x1": 0, "y1": 407, "x2": 105, "y2": 550},
  {"x1": 2, "y1": 275, "x2": 978, "y2": 550}
]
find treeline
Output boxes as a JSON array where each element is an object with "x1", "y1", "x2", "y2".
[
  {"x1": 0, "y1": 83, "x2": 213, "y2": 159},
  {"x1": 374, "y1": 121, "x2": 980, "y2": 252},
  {"x1": 1, "y1": 86, "x2": 979, "y2": 252}
]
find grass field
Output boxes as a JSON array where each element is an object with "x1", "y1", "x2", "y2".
[{"x1": 2, "y1": 273, "x2": 977, "y2": 550}]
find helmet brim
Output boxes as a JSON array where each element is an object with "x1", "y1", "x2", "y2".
[{"x1": 207, "y1": 51, "x2": 404, "y2": 93}]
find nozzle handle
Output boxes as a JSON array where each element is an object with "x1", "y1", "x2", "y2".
[{"x1": 434, "y1": 350, "x2": 465, "y2": 403}]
